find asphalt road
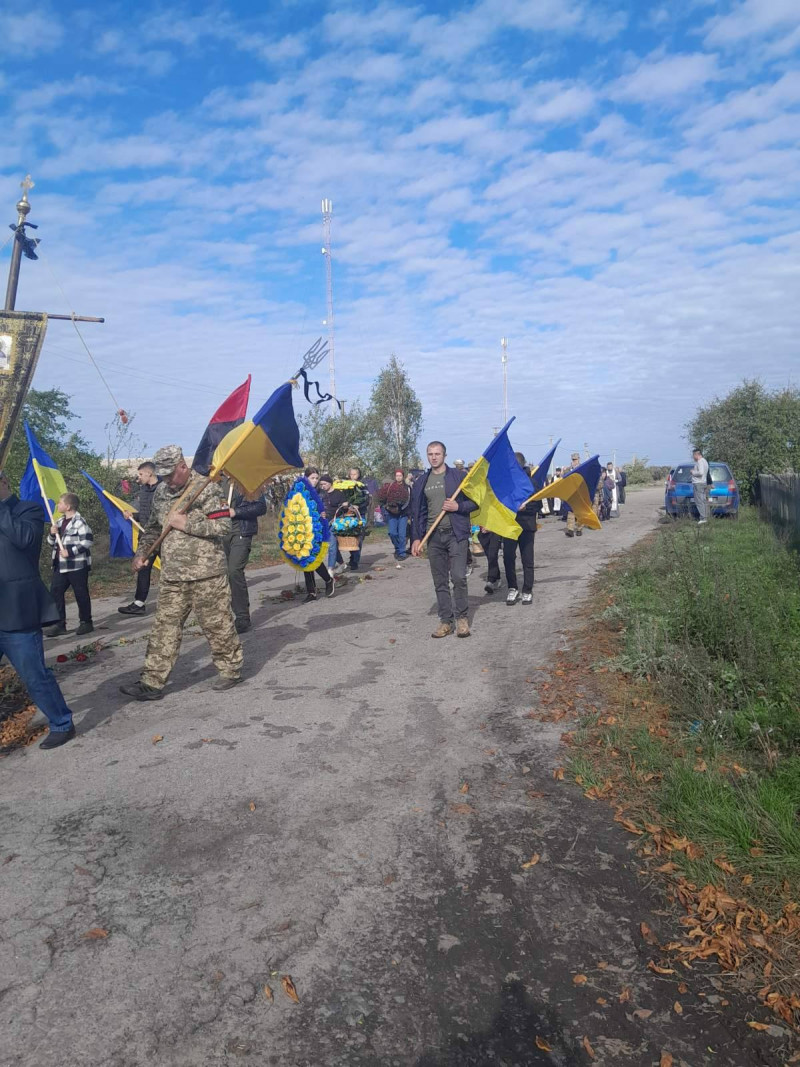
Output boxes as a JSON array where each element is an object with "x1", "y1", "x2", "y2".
[{"x1": 0, "y1": 488, "x2": 763, "y2": 1066}]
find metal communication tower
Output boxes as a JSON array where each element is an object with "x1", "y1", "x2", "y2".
[
  {"x1": 321, "y1": 199, "x2": 336, "y2": 400},
  {"x1": 501, "y1": 337, "x2": 509, "y2": 425}
]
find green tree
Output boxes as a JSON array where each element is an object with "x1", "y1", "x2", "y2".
[
  {"x1": 299, "y1": 401, "x2": 370, "y2": 476},
  {"x1": 624, "y1": 455, "x2": 652, "y2": 485},
  {"x1": 687, "y1": 380, "x2": 800, "y2": 502},
  {"x1": 363, "y1": 354, "x2": 422, "y2": 478}
]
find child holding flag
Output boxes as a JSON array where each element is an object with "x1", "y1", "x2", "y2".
[{"x1": 44, "y1": 493, "x2": 94, "y2": 638}]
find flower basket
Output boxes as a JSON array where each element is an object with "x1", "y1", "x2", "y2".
[{"x1": 332, "y1": 504, "x2": 365, "y2": 550}]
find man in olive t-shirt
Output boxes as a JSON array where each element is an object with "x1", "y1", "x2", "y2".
[{"x1": 410, "y1": 441, "x2": 477, "y2": 638}]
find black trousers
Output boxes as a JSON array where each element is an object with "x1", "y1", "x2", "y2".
[
  {"x1": 305, "y1": 563, "x2": 332, "y2": 593},
  {"x1": 478, "y1": 530, "x2": 501, "y2": 583},
  {"x1": 134, "y1": 560, "x2": 153, "y2": 603},
  {"x1": 224, "y1": 533, "x2": 253, "y2": 625},
  {"x1": 503, "y1": 528, "x2": 535, "y2": 594},
  {"x1": 51, "y1": 567, "x2": 92, "y2": 624}
]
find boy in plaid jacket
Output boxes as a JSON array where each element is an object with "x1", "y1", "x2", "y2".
[{"x1": 44, "y1": 492, "x2": 94, "y2": 637}]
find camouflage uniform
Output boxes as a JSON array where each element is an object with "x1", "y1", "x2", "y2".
[{"x1": 136, "y1": 452, "x2": 243, "y2": 690}]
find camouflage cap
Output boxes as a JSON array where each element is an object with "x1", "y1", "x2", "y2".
[{"x1": 152, "y1": 444, "x2": 184, "y2": 477}]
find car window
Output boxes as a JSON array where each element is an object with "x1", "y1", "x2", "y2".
[
  {"x1": 710, "y1": 465, "x2": 732, "y2": 483},
  {"x1": 671, "y1": 464, "x2": 694, "y2": 483}
]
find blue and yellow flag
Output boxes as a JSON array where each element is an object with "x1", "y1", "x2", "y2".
[
  {"x1": 19, "y1": 421, "x2": 67, "y2": 517},
  {"x1": 80, "y1": 471, "x2": 162, "y2": 568},
  {"x1": 531, "y1": 455, "x2": 603, "y2": 530},
  {"x1": 460, "y1": 418, "x2": 535, "y2": 540},
  {"x1": 210, "y1": 382, "x2": 303, "y2": 492},
  {"x1": 529, "y1": 438, "x2": 561, "y2": 495}
]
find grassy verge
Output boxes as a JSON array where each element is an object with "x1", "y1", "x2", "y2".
[{"x1": 556, "y1": 507, "x2": 799, "y2": 1029}]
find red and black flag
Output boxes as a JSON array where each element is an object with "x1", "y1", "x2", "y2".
[{"x1": 192, "y1": 375, "x2": 251, "y2": 475}]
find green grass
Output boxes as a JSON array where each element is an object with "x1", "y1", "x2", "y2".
[{"x1": 591, "y1": 507, "x2": 800, "y2": 895}]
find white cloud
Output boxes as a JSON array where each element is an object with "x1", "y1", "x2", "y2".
[
  {"x1": 703, "y1": 0, "x2": 800, "y2": 46},
  {"x1": 0, "y1": 8, "x2": 63, "y2": 53},
  {"x1": 612, "y1": 51, "x2": 720, "y2": 100}
]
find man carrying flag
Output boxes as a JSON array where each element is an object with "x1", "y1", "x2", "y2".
[
  {"x1": 119, "y1": 445, "x2": 243, "y2": 701},
  {"x1": 118, "y1": 461, "x2": 160, "y2": 616},
  {"x1": 410, "y1": 440, "x2": 477, "y2": 638}
]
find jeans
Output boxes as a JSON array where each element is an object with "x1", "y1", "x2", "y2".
[
  {"x1": 427, "y1": 526, "x2": 469, "y2": 621},
  {"x1": 503, "y1": 529, "x2": 535, "y2": 593},
  {"x1": 693, "y1": 484, "x2": 709, "y2": 520},
  {"x1": 388, "y1": 514, "x2": 408, "y2": 558},
  {"x1": 478, "y1": 530, "x2": 501, "y2": 583},
  {"x1": 349, "y1": 547, "x2": 362, "y2": 568},
  {"x1": 0, "y1": 628, "x2": 74, "y2": 732},
  {"x1": 51, "y1": 566, "x2": 92, "y2": 624},
  {"x1": 224, "y1": 533, "x2": 253, "y2": 625},
  {"x1": 134, "y1": 560, "x2": 153, "y2": 603},
  {"x1": 327, "y1": 536, "x2": 338, "y2": 570}
]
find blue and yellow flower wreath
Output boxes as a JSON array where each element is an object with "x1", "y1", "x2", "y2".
[{"x1": 278, "y1": 479, "x2": 330, "y2": 572}]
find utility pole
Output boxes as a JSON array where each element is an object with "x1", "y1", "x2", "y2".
[
  {"x1": 501, "y1": 336, "x2": 509, "y2": 425},
  {"x1": 321, "y1": 199, "x2": 336, "y2": 405}
]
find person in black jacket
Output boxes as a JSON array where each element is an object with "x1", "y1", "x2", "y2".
[
  {"x1": 118, "y1": 461, "x2": 161, "y2": 616},
  {"x1": 224, "y1": 483, "x2": 267, "y2": 633},
  {"x1": 410, "y1": 441, "x2": 477, "y2": 638},
  {"x1": 503, "y1": 453, "x2": 541, "y2": 605},
  {"x1": 0, "y1": 470, "x2": 76, "y2": 749}
]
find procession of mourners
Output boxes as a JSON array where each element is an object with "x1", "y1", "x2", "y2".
[{"x1": 1, "y1": 396, "x2": 636, "y2": 751}]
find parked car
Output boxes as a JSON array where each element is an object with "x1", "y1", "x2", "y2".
[{"x1": 664, "y1": 462, "x2": 740, "y2": 518}]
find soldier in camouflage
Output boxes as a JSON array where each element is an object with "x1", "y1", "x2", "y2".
[{"x1": 119, "y1": 445, "x2": 244, "y2": 701}]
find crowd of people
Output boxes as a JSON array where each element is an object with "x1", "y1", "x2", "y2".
[{"x1": 0, "y1": 440, "x2": 627, "y2": 751}]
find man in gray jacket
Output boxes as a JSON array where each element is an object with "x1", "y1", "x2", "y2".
[{"x1": 691, "y1": 448, "x2": 710, "y2": 524}]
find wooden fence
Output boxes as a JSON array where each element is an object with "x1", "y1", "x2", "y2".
[{"x1": 758, "y1": 474, "x2": 800, "y2": 534}]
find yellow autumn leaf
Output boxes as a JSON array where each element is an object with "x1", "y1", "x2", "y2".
[
  {"x1": 582, "y1": 1035, "x2": 595, "y2": 1059},
  {"x1": 535, "y1": 1036, "x2": 551, "y2": 1051},
  {"x1": 522, "y1": 853, "x2": 541, "y2": 870},
  {"x1": 573, "y1": 974, "x2": 588, "y2": 986},
  {"x1": 151, "y1": 734, "x2": 164, "y2": 745},
  {"x1": 263, "y1": 985, "x2": 273, "y2": 1002},
  {"x1": 281, "y1": 975, "x2": 300, "y2": 1003}
]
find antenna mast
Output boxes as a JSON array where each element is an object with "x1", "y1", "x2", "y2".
[
  {"x1": 321, "y1": 199, "x2": 336, "y2": 402},
  {"x1": 501, "y1": 336, "x2": 509, "y2": 424}
]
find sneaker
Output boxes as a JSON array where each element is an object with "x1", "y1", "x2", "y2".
[
  {"x1": 118, "y1": 602, "x2": 146, "y2": 616},
  {"x1": 119, "y1": 681, "x2": 163, "y2": 701},
  {"x1": 303, "y1": 592, "x2": 317, "y2": 603},
  {"x1": 565, "y1": 529, "x2": 574, "y2": 538},
  {"x1": 456, "y1": 618, "x2": 471, "y2": 638},
  {"x1": 212, "y1": 675, "x2": 242, "y2": 692},
  {"x1": 325, "y1": 578, "x2": 335, "y2": 598},
  {"x1": 76, "y1": 621, "x2": 94, "y2": 637},
  {"x1": 521, "y1": 592, "x2": 533, "y2": 605},
  {"x1": 697, "y1": 519, "x2": 707, "y2": 525},
  {"x1": 43, "y1": 623, "x2": 67, "y2": 638},
  {"x1": 484, "y1": 579, "x2": 500, "y2": 595},
  {"x1": 506, "y1": 588, "x2": 520, "y2": 605},
  {"x1": 39, "y1": 725, "x2": 76, "y2": 750},
  {"x1": 432, "y1": 621, "x2": 454, "y2": 639},
  {"x1": 465, "y1": 565, "x2": 473, "y2": 578},
  {"x1": 575, "y1": 529, "x2": 583, "y2": 536}
]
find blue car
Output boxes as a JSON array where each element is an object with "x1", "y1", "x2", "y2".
[{"x1": 664, "y1": 462, "x2": 740, "y2": 519}]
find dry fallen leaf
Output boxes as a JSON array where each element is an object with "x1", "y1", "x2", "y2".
[
  {"x1": 673, "y1": 1001, "x2": 683, "y2": 1015},
  {"x1": 714, "y1": 857, "x2": 735, "y2": 874},
  {"x1": 281, "y1": 975, "x2": 300, "y2": 1003},
  {"x1": 526, "y1": 789, "x2": 546, "y2": 799},
  {"x1": 522, "y1": 853, "x2": 541, "y2": 870},
  {"x1": 450, "y1": 802, "x2": 475, "y2": 815},
  {"x1": 619, "y1": 986, "x2": 632, "y2": 1003},
  {"x1": 596, "y1": 961, "x2": 608, "y2": 970},
  {"x1": 582, "y1": 1035, "x2": 595, "y2": 1059},
  {"x1": 151, "y1": 734, "x2": 164, "y2": 745},
  {"x1": 678, "y1": 982, "x2": 689, "y2": 994},
  {"x1": 553, "y1": 767, "x2": 565, "y2": 781},
  {"x1": 249, "y1": 801, "x2": 256, "y2": 812},
  {"x1": 640, "y1": 922, "x2": 659, "y2": 945},
  {"x1": 632, "y1": 1008, "x2": 653, "y2": 1020},
  {"x1": 648, "y1": 961, "x2": 676, "y2": 975},
  {"x1": 83, "y1": 928, "x2": 109, "y2": 939},
  {"x1": 459, "y1": 782, "x2": 469, "y2": 794},
  {"x1": 746, "y1": 1021, "x2": 770, "y2": 1031},
  {"x1": 535, "y1": 1036, "x2": 552, "y2": 1051},
  {"x1": 660, "y1": 1054, "x2": 674, "y2": 1067},
  {"x1": 596, "y1": 997, "x2": 608, "y2": 1006},
  {"x1": 742, "y1": 873, "x2": 754, "y2": 886},
  {"x1": 263, "y1": 985, "x2": 273, "y2": 1003},
  {"x1": 573, "y1": 974, "x2": 588, "y2": 986}
]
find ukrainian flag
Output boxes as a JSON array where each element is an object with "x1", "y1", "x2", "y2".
[
  {"x1": 210, "y1": 381, "x2": 303, "y2": 492},
  {"x1": 81, "y1": 471, "x2": 162, "y2": 569},
  {"x1": 530, "y1": 455, "x2": 603, "y2": 530},
  {"x1": 529, "y1": 438, "x2": 561, "y2": 494},
  {"x1": 19, "y1": 421, "x2": 67, "y2": 517},
  {"x1": 461, "y1": 418, "x2": 536, "y2": 540}
]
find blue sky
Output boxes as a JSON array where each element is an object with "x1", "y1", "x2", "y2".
[{"x1": 2, "y1": 0, "x2": 799, "y2": 469}]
